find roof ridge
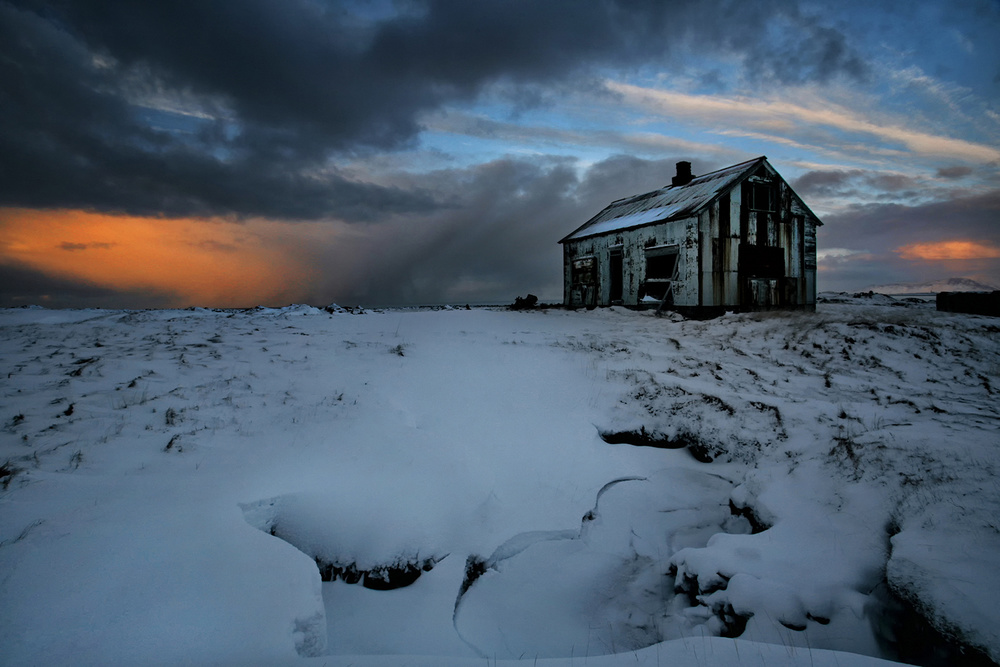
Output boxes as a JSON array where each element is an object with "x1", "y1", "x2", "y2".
[
  {"x1": 607, "y1": 156, "x2": 765, "y2": 205},
  {"x1": 559, "y1": 156, "x2": 770, "y2": 244},
  {"x1": 692, "y1": 155, "x2": 765, "y2": 179}
]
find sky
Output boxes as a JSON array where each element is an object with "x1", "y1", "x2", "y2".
[{"x1": 1, "y1": 0, "x2": 999, "y2": 308}]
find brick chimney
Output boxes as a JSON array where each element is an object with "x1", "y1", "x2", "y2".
[{"x1": 671, "y1": 161, "x2": 694, "y2": 187}]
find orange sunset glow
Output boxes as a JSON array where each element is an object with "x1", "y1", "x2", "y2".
[
  {"x1": 895, "y1": 240, "x2": 1000, "y2": 261},
  {"x1": 0, "y1": 208, "x2": 317, "y2": 307}
]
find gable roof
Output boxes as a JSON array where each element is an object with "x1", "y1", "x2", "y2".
[{"x1": 559, "y1": 156, "x2": 817, "y2": 244}]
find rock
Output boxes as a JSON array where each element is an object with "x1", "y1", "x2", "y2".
[{"x1": 509, "y1": 294, "x2": 538, "y2": 310}]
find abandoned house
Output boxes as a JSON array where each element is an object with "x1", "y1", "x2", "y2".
[{"x1": 559, "y1": 156, "x2": 821, "y2": 313}]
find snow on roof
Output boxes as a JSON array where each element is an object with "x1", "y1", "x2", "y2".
[{"x1": 560, "y1": 156, "x2": 766, "y2": 243}]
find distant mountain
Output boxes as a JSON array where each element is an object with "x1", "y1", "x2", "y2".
[{"x1": 867, "y1": 277, "x2": 999, "y2": 294}]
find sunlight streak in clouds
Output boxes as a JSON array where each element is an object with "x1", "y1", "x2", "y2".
[
  {"x1": 419, "y1": 109, "x2": 734, "y2": 161},
  {"x1": 0, "y1": 209, "x2": 316, "y2": 307},
  {"x1": 896, "y1": 240, "x2": 1000, "y2": 261},
  {"x1": 606, "y1": 81, "x2": 1000, "y2": 164}
]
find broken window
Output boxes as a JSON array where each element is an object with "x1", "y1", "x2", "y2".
[
  {"x1": 643, "y1": 245, "x2": 679, "y2": 301},
  {"x1": 571, "y1": 257, "x2": 596, "y2": 286}
]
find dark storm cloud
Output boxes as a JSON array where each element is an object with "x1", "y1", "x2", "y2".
[
  {"x1": 751, "y1": 17, "x2": 869, "y2": 85},
  {"x1": 0, "y1": 261, "x2": 176, "y2": 308},
  {"x1": 2, "y1": 0, "x2": 871, "y2": 221},
  {"x1": 0, "y1": 1, "x2": 440, "y2": 220},
  {"x1": 793, "y1": 169, "x2": 922, "y2": 200},
  {"x1": 936, "y1": 166, "x2": 974, "y2": 179},
  {"x1": 794, "y1": 170, "x2": 858, "y2": 193}
]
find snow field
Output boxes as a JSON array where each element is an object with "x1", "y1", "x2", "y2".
[{"x1": 1, "y1": 297, "x2": 998, "y2": 666}]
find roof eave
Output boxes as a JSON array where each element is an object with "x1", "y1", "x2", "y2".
[{"x1": 560, "y1": 212, "x2": 682, "y2": 243}]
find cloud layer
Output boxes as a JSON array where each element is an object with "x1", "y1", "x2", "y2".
[{"x1": 1, "y1": 0, "x2": 876, "y2": 221}]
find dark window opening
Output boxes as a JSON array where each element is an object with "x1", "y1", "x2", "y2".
[
  {"x1": 572, "y1": 257, "x2": 596, "y2": 286},
  {"x1": 646, "y1": 252, "x2": 678, "y2": 280},
  {"x1": 739, "y1": 244, "x2": 784, "y2": 279},
  {"x1": 756, "y1": 212, "x2": 769, "y2": 246},
  {"x1": 749, "y1": 183, "x2": 774, "y2": 212}
]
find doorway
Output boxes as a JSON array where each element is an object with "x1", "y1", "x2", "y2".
[{"x1": 609, "y1": 248, "x2": 623, "y2": 303}]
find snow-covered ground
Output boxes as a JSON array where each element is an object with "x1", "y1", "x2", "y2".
[{"x1": 1, "y1": 296, "x2": 998, "y2": 666}]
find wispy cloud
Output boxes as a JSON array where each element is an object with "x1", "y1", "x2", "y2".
[
  {"x1": 606, "y1": 81, "x2": 1000, "y2": 164},
  {"x1": 58, "y1": 241, "x2": 116, "y2": 251},
  {"x1": 420, "y1": 109, "x2": 735, "y2": 159}
]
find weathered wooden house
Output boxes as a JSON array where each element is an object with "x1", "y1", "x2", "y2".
[{"x1": 559, "y1": 156, "x2": 821, "y2": 313}]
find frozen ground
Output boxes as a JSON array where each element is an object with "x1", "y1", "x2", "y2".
[{"x1": 1, "y1": 295, "x2": 998, "y2": 666}]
